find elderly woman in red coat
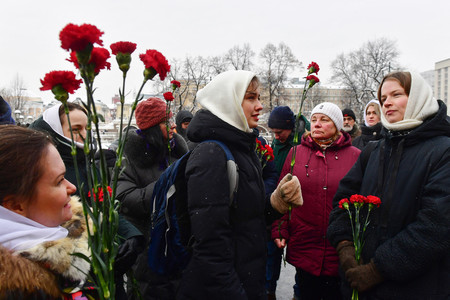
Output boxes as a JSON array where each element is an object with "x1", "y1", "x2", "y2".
[{"x1": 272, "y1": 102, "x2": 360, "y2": 300}]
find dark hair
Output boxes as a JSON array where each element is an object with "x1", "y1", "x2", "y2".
[
  {"x1": 0, "y1": 125, "x2": 54, "y2": 205},
  {"x1": 139, "y1": 125, "x2": 167, "y2": 164},
  {"x1": 58, "y1": 102, "x2": 87, "y2": 123},
  {"x1": 377, "y1": 72, "x2": 412, "y2": 104}
]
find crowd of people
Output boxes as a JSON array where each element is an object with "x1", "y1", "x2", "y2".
[{"x1": 0, "y1": 70, "x2": 449, "y2": 300}]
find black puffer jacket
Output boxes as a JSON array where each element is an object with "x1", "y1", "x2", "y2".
[
  {"x1": 177, "y1": 109, "x2": 280, "y2": 300},
  {"x1": 352, "y1": 122, "x2": 383, "y2": 150},
  {"x1": 327, "y1": 101, "x2": 450, "y2": 300}
]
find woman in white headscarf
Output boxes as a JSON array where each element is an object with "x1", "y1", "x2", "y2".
[
  {"x1": 328, "y1": 71, "x2": 450, "y2": 299},
  {"x1": 352, "y1": 99, "x2": 383, "y2": 150},
  {"x1": 177, "y1": 70, "x2": 302, "y2": 299}
]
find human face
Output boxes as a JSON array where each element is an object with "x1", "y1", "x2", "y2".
[
  {"x1": 271, "y1": 128, "x2": 292, "y2": 143},
  {"x1": 342, "y1": 116, "x2": 355, "y2": 132},
  {"x1": 181, "y1": 121, "x2": 190, "y2": 130},
  {"x1": 380, "y1": 79, "x2": 409, "y2": 123},
  {"x1": 23, "y1": 145, "x2": 76, "y2": 227},
  {"x1": 61, "y1": 109, "x2": 88, "y2": 143},
  {"x1": 159, "y1": 118, "x2": 176, "y2": 140},
  {"x1": 310, "y1": 113, "x2": 337, "y2": 140},
  {"x1": 366, "y1": 105, "x2": 380, "y2": 126},
  {"x1": 241, "y1": 82, "x2": 263, "y2": 129}
]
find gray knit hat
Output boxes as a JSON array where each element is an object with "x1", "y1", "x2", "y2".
[{"x1": 310, "y1": 102, "x2": 343, "y2": 132}]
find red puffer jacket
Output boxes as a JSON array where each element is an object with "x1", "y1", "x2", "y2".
[{"x1": 272, "y1": 132, "x2": 360, "y2": 277}]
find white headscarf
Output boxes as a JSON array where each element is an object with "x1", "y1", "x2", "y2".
[
  {"x1": 0, "y1": 205, "x2": 68, "y2": 252},
  {"x1": 43, "y1": 104, "x2": 84, "y2": 148},
  {"x1": 380, "y1": 72, "x2": 439, "y2": 131},
  {"x1": 363, "y1": 99, "x2": 381, "y2": 127},
  {"x1": 197, "y1": 70, "x2": 256, "y2": 133}
]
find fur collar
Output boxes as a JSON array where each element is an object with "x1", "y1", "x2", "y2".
[{"x1": 16, "y1": 196, "x2": 91, "y2": 281}]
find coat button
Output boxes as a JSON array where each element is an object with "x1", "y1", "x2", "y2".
[{"x1": 323, "y1": 186, "x2": 327, "y2": 190}]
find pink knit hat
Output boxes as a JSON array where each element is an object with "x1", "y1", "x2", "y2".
[{"x1": 135, "y1": 97, "x2": 172, "y2": 130}]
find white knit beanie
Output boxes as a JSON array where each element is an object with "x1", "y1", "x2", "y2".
[{"x1": 310, "y1": 102, "x2": 344, "y2": 132}]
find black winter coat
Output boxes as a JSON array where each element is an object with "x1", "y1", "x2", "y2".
[
  {"x1": 116, "y1": 130, "x2": 188, "y2": 238},
  {"x1": 352, "y1": 122, "x2": 383, "y2": 150},
  {"x1": 327, "y1": 101, "x2": 450, "y2": 300},
  {"x1": 177, "y1": 110, "x2": 281, "y2": 300}
]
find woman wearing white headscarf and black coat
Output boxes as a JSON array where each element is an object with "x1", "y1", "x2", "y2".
[
  {"x1": 327, "y1": 71, "x2": 450, "y2": 299},
  {"x1": 177, "y1": 70, "x2": 302, "y2": 299},
  {"x1": 352, "y1": 99, "x2": 383, "y2": 150}
]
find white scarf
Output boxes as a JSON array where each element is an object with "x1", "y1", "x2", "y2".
[
  {"x1": 381, "y1": 72, "x2": 439, "y2": 131},
  {"x1": 363, "y1": 99, "x2": 381, "y2": 127},
  {"x1": 43, "y1": 104, "x2": 84, "y2": 148},
  {"x1": 0, "y1": 205, "x2": 68, "y2": 252},
  {"x1": 197, "y1": 70, "x2": 255, "y2": 133}
]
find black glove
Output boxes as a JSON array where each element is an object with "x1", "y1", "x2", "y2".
[
  {"x1": 336, "y1": 240, "x2": 358, "y2": 273},
  {"x1": 345, "y1": 259, "x2": 384, "y2": 292},
  {"x1": 114, "y1": 236, "x2": 145, "y2": 276}
]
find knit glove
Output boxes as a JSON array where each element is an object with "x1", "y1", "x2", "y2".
[
  {"x1": 336, "y1": 240, "x2": 358, "y2": 273},
  {"x1": 345, "y1": 259, "x2": 384, "y2": 292},
  {"x1": 270, "y1": 174, "x2": 303, "y2": 214}
]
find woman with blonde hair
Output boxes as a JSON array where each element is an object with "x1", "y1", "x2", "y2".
[{"x1": 352, "y1": 99, "x2": 383, "y2": 150}]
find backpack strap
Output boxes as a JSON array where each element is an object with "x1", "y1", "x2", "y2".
[{"x1": 202, "y1": 140, "x2": 239, "y2": 206}]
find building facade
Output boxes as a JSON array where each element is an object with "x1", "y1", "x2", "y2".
[{"x1": 435, "y1": 58, "x2": 450, "y2": 114}]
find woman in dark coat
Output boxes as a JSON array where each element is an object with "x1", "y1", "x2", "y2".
[
  {"x1": 177, "y1": 70, "x2": 302, "y2": 299},
  {"x1": 353, "y1": 99, "x2": 383, "y2": 150},
  {"x1": 115, "y1": 97, "x2": 188, "y2": 299},
  {"x1": 272, "y1": 102, "x2": 360, "y2": 300},
  {"x1": 327, "y1": 71, "x2": 450, "y2": 300}
]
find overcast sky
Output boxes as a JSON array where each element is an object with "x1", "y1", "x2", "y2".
[{"x1": 1, "y1": 0, "x2": 449, "y2": 104}]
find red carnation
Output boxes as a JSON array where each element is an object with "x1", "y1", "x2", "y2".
[
  {"x1": 306, "y1": 75, "x2": 320, "y2": 88},
  {"x1": 40, "y1": 70, "x2": 82, "y2": 93},
  {"x1": 349, "y1": 194, "x2": 366, "y2": 204},
  {"x1": 339, "y1": 198, "x2": 350, "y2": 210},
  {"x1": 171, "y1": 80, "x2": 181, "y2": 89},
  {"x1": 88, "y1": 186, "x2": 113, "y2": 202},
  {"x1": 59, "y1": 23, "x2": 104, "y2": 52},
  {"x1": 366, "y1": 195, "x2": 381, "y2": 207},
  {"x1": 68, "y1": 47, "x2": 111, "y2": 75},
  {"x1": 139, "y1": 49, "x2": 171, "y2": 81},
  {"x1": 110, "y1": 41, "x2": 137, "y2": 55},
  {"x1": 264, "y1": 144, "x2": 274, "y2": 162},
  {"x1": 163, "y1": 91, "x2": 174, "y2": 102},
  {"x1": 307, "y1": 62, "x2": 320, "y2": 75}
]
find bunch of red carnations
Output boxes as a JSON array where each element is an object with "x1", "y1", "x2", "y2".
[
  {"x1": 39, "y1": 23, "x2": 175, "y2": 300},
  {"x1": 339, "y1": 194, "x2": 381, "y2": 300}
]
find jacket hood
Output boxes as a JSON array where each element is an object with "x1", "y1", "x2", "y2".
[
  {"x1": 197, "y1": 70, "x2": 256, "y2": 133},
  {"x1": 0, "y1": 96, "x2": 15, "y2": 125},
  {"x1": 187, "y1": 109, "x2": 257, "y2": 151}
]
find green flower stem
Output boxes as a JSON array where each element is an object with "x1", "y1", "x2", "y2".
[{"x1": 165, "y1": 101, "x2": 172, "y2": 165}]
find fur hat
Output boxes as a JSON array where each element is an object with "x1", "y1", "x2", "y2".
[
  {"x1": 342, "y1": 108, "x2": 356, "y2": 121},
  {"x1": 135, "y1": 97, "x2": 172, "y2": 130},
  {"x1": 311, "y1": 102, "x2": 343, "y2": 132},
  {"x1": 268, "y1": 106, "x2": 295, "y2": 130}
]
